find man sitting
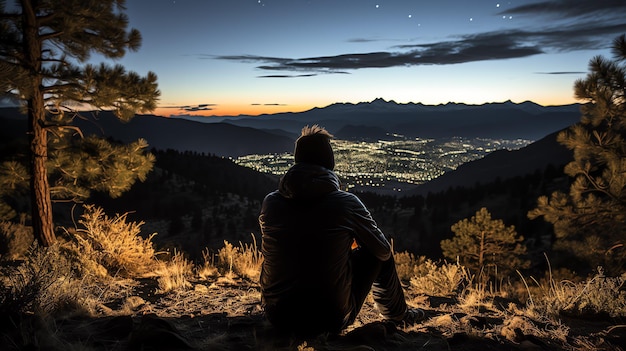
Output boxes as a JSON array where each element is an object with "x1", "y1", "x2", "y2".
[{"x1": 259, "y1": 125, "x2": 423, "y2": 335}]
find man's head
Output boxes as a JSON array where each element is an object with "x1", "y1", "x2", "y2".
[{"x1": 294, "y1": 125, "x2": 335, "y2": 170}]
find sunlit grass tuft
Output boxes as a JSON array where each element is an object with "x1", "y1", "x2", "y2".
[
  {"x1": 394, "y1": 251, "x2": 426, "y2": 282},
  {"x1": 155, "y1": 250, "x2": 193, "y2": 293},
  {"x1": 409, "y1": 258, "x2": 468, "y2": 297},
  {"x1": 197, "y1": 247, "x2": 219, "y2": 280},
  {"x1": 214, "y1": 234, "x2": 263, "y2": 282},
  {"x1": 71, "y1": 205, "x2": 158, "y2": 278}
]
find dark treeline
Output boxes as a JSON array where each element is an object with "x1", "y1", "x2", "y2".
[
  {"x1": 93, "y1": 148, "x2": 277, "y2": 218},
  {"x1": 91, "y1": 149, "x2": 278, "y2": 259},
  {"x1": 355, "y1": 163, "x2": 569, "y2": 271}
]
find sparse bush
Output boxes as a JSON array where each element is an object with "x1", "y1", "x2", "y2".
[
  {"x1": 72, "y1": 205, "x2": 157, "y2": 278},
  {"x1": 155, "y1": 250, "x2": 193, "y2": 293},
  {"x1": 0, "y1": 221, "x2": 34, "y2": 260},
  {"x1": 215, "y1": 236, "x2": 263, "y2": 281},
  {"x1": 0, "y1": 244, "x2": 82, "y2": 317},
  {"x1": 409, "y1": 259, "x2": 468, "y2": 296},
  {"x1": 530, "y1": 267, "x2": 626, "y2": 317},
  {"x1": 197, "y1": 247, "x2": 219, "y2": 280},
  {"x1": 394, "y1": 251, "x2": 427, "y2": 282}
]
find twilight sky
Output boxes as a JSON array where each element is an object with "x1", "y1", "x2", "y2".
[{"x1": 114, "y1": 0, "x2": 626, "y2": 117}]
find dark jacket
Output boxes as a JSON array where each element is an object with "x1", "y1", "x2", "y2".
[{"x1": 259, "y1": 163, "x2": 391, "y2": 333}]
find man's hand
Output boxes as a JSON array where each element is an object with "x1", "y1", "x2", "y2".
[{"x1": 351, "y1": 239, "x2": 359, "y2": 250}]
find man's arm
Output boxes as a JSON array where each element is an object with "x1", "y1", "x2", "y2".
[{"x1": 343, "y1": 193, "x2": 392, "y2": 261}]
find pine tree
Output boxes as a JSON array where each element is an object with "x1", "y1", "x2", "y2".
[
  {"x1": 0, "y1": 0, "x2": 160, "y2": 246},
  {"x1": 528, "y1": 35, "x2": 626, "y2": 273},
  {"x1": 441, "y1": 207, "x2": 529, "y2": 277}
]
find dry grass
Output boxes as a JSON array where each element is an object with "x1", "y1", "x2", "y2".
[
  {"x1": 1, "y1": 207, "x2": 625, "y2": 350},
  {"x1": 155, "y1": 250, "x2": 193, "y2": 293},
  {"x1": 0, "y1": 244, "x2": 80, "y2": 317},
  {"x1": 213, "y1": 234, "x2": 263, "y2": 282},
  {"x1": 394, "y1": 251, "x2": 426, "y2": 282},
  {"x1": 197, "y1": 247, "x2": 219, "y2": 280},
  {"x1": 525, "y1": 265, "x2": 626, "y2": 318},
  {"x1": 409, "y1": 258, "x2": 469, "y2": 297},
  {"x1": 71, "y1": 205, "x2": 158, "y2": 278}
]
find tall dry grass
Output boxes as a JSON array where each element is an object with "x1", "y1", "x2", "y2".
[
  {"x1": 409, "y1": 258, "x2": 469, "y2": 297},
  {"x1": 155, "y1": 250, "x2": 193, "y2": 293},
  {"x1": 524, "y1": 264, "x2": 626, "y2": 318},
  {"x1": 71, "y1": 205, "x2": 158, "y2": 278},
  {"x1": 212, "y1": 234, "x2": 263, "y2": 282},
  {"x1": 0, "y1": 244, "x2": 80, "y2": 317}
]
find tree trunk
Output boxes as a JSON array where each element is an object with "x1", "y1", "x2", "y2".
[
  {"x1": 28, "y1": 101, "x2": 55, "y2": 246},
  {"x1": 23, "y1": 0, "x2": 55, "y2": 246},
  {"x1": 479, "y1": 230, "x2": 485, "y2": 268}
]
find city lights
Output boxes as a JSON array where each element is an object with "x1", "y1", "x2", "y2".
[{"x1": 235, "y1": 137, "x2": 531, "y2": 194}]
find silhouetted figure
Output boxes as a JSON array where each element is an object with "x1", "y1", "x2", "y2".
[{"x1": 259, "y1": 125, "x2": 422, "y2": 335}]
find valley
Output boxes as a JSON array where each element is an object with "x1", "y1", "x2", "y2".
[{"x1": 234, "y1": 136, "x2": 532, "y2": 194}]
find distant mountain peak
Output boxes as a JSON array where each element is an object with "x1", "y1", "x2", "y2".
[{"x1": 371, "y1": 97, "x2": 389, "y2": 104}]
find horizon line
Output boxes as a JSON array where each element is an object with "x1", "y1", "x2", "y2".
[{"x1": 156, "y1": 98, "x2": 581, "y2": 119}]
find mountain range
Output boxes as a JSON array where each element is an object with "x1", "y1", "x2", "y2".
[
  {"x1": 0, "y1": 99, "x2": 581, "y2": 195},
  {"x1": 1, "y1": 99, "x2": 581, "y2": 156},
  {"x1": 179, "y1": 98, "x2": 582, "y2": 141}
]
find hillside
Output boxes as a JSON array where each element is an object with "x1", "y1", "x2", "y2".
[
  {"x1": 409, "y1": 128, "x2": 573, "y2": 196},
  {"x1": 0, "y1": 108, "x2": 295, "y2": 158}
]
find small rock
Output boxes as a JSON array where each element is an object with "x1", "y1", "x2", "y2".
[
  {"x1": 194, "y1": 284, "x2": 209, "y2": 293},
  {"x1": 123, "y1": 296, "x2": 146, "y2": 311}
]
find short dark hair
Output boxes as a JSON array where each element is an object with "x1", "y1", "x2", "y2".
[{"x1": 294, "y1": 125, "x2": 335, "y2": 170}]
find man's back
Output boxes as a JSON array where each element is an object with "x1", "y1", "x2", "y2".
[{"x1": 259, "y1": 163, "x2": 391, "y2": 333}]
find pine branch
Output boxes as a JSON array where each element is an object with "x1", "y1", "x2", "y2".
[
  {"x1": 37, "y1": 12, "x2": 57, "y2": 25},
  {"x1": 40, "y1": 30, "x2": 64, "y2": 41}
]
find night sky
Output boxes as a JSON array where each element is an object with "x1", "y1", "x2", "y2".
[{"x1": 111, "y1": 1, "x2": 626, "y2": 116}]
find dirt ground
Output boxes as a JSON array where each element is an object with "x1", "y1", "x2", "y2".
[{"x1": 8, "y1": 275, "x2": 624, "y2": 351}]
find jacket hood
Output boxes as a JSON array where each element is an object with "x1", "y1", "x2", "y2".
[{"x1": 279, "y1": 163, "x2": 340, "y2": 199}]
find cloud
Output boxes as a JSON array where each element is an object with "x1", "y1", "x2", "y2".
[
  {"x1": 162, "y1": 103, "x2": 216, "y2": 112},
  {"x1": 347, "y1": 38, "x2": 380, "y2": 43},
  {"x1": 213, "y1": 6, "x2": 626, "y2": 77},
  {"x1": 258, "y1": 73, "x2": 319, "y2": 78},
  {"x1": 500, "y1": 0, "x2": 626, "y2": 19},
  {"x1": 216, "y1": 31, "x2": 539, "y2": 72},
  {"x1": 251, "y1": 103, "x2": 288, "y2": 106},
  {"x1": 535, "y1": 71, "x2": 586, "y2": 75}
]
